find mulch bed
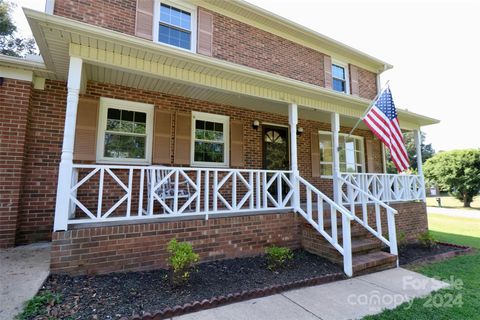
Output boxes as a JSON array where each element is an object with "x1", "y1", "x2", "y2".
[
  {"x1": 397, "y1": 242, "x2": 473, "y2": 265},
  {"x1": 37, "y1": 250, "x2": 343, "y2": 320}
]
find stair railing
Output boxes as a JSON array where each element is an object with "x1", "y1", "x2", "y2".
[
  {"x1": 338, "y1": 175, "x2": 398, "y2": 259},
  {"x1": 296, "y1": 176, "x2": 355, "y2": 277}
]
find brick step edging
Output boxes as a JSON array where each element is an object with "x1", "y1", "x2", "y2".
[{"x1": 127, "y1": 272, "x2": 345, "y2": 320}]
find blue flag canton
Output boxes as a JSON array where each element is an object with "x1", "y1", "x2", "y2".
[{"x1": 374, "y1": 88, "x2": 397, "y2": 120}]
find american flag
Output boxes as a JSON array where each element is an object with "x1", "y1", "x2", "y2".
[{"x1": 363, "y1": 87, "x2": 410, "y2": 172}]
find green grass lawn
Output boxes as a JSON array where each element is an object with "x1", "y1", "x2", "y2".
[
  {"x1": 426, "y1": 196, "x2": 480, "y2": 210},
  {"x1": 363, "y1": 212, "x2": 480, "y2": 319}
]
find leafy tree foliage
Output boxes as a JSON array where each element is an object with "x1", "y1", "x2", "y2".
[
  {"x1": 386, "y1": 131, "x2": 435, "y2": 173},
  {"x1": 424, "y1": 149, "x2": 480, "y2": 207},
  {"x1": 0, "y1": 0, "x2": 37, "y2": 57}
]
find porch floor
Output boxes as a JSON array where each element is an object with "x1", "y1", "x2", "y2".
[{"x1": 174, "y1": 268, "x2": 448, "y2": 320}]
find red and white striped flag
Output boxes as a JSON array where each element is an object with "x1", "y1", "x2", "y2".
[{"x1": 363, "y1": 87, "x2": 410, "y2": 172}]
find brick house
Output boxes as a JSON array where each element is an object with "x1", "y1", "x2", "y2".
[{"x1": 0, "y1": 0, "x2": 439, "y2": 277}]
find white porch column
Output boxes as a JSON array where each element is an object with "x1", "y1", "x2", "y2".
[
  {"x1": 288, "y1": 103, "x2": 300, "y2": 210},
  {"x1": 414, "y1": 129, "x2": 426, "y2": 201},
  {"x1": 331, "y1": 113, "x2": 341, "y2": 203},
  {"x1": 54, "y1": 56, "x2": 83, "y2": 231}
]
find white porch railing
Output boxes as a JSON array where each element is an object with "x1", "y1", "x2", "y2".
[
  {"x1": 340, "y1": 173, "x2": 425, "y2": 204},
  {"x1": 338, "y1": 175, "x2": 398, "y2": 258},
  {"x1": 67, "y1": 164, "x2": 294, "y2": 225},
  {"x1": 296, "y1": 176, "x2": 355, "y2": 276}
]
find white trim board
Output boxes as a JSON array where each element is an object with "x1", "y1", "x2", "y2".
[{"x1": 0, "y1": 66, "x2": 33, "y2": 82}]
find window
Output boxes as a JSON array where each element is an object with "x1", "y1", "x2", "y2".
[
  {"x1": 332, "y1": 62, "x2": 349, "y2": 94},
  {"x1": 318, "y1": 131, "x2": 364, "y2": 176},
  {"x1": 97, "y1": 98, "x2": 154, "y2": 164},
  {"x1": 191, "y1": 112, "x2": 229, "y2": 167},
  {"x1": 154, "y1": 0, "x2": 196, "y2": 51}
]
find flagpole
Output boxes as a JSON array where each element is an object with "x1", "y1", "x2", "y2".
[{"x1": 346, "y1": 80, "x2": 390, "y2": 138}]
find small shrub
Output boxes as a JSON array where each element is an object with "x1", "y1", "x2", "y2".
[
  {"x1": 167, "y1": 239, "x2": 199, "y2": 286},
  {"x1": 398, "y1": 231, "x2": 408, "y2": 250},
  {"x1": 15, "y1": 291, "x2": 61, "y2": 320},
  {"x1": 265, "y1": 246, "x2": 293, "y2": 271},
  {"x1": 417, "y1": 231, "x2": 437, "y2": 249}
]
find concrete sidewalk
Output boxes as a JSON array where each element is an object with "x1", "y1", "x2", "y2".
[
  {"x1": 427, "y1": 206, "x2": 480, "y2": 219},
  {"x1": 0, "y1": 243, "x2": 51, "y2": 320},
  {"x1": 174, "y1": 268, "x2": 448, "y2": 320}
]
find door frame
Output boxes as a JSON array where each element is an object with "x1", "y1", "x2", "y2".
[{"x1": 262, "y1": 124, "x2": 291, "y2": 170}]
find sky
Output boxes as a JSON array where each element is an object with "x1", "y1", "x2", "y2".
[{"x1": 11, "y1": 0, "x2": 480, "y2": 151}]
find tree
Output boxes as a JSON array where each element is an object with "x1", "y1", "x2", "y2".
[
  {"x1": 423, "y1": 149, "x2": 480, "y2": 207},
  {"x1": 386, "y1": 131, "x2": 435, "y2": 173},
  {"x1": 0, "y1": 0, "x2": 37, "y2": 57}
]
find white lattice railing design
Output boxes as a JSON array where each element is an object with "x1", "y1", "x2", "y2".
[
  {"x1": 338, "y1": 175, "x2": 398, "y2": 258},
  {"x1": 296, "y1": 176, "x2": 355, "y2": 276},
  {"x1": 67, "y1": 164, "x2": 294, "y2": 225},
  {"x1": 340, "y1": 173, "x2": 425, "y2": 204}
]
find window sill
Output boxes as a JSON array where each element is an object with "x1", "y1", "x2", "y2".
[
  {"x1": 96, "y1": 159, "x2": 152, "y2": 166},
  {"x1": 153, "y1": 40, "x2": 196, "y2": 54},
  {"x1": 190, "y1": 162, "x2": 230, "y2": 169}
]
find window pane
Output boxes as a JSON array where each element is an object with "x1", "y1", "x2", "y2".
[
  {"x1": 107, "y1": 108, "x2": 121, "y2": 120},
  {"x1": 195, "y1": 129, "x2": 205, "y2": 140},
  {"x1": 332, "y1": 65, "x2": 345, "y2": 79},
  {"x1": 160, "y1": 3, "x2": 191, "y2": 30},
  {"x1": 107, "y1": 119, "x2": 121, "y2": 131},
  {"x1": 134, "y1": 123, "x2": 146, "y2": 134},
  {"x1": 333, "y1": 79, "x2": 346, "y2": 92},
  {"x1": 159, "y1": 24, "x2": 191, "y2": 49},
  {"x1": 134, "y1": 112, "x2": 146, "y2": 123},
  {"x1": 194, "y1": 141, "x2": 224, "y2": 163},
  {"x1": 104, "y1": 134, "x2": 145, "y2": 159},
  {"x1": 321, "y1": 148, "x2": 332, "y2": 162},
  {"x1": 321, "y1": 164, "x2": 333, "y2": 176},
  {"x1": 196, "y1": 120, "x2": 205, "y2": 130}
]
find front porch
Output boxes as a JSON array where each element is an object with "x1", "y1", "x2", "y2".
[
  {"x1": 53, "y1": 53, "x2": 426, "y2": 278},
  {"x1": 24, "y1": 9, "x2": 433, "y2": 277}
]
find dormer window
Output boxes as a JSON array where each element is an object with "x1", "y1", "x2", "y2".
[
  {"x1": 154, "y1": 1, "x2": 197, "y2": 52},
  {"x1": 332, "y1": 62, "x2": 350, "y2": 94}
]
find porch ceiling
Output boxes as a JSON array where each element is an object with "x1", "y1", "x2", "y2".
[{"x1": 24, "y1": 9, "x2": 439, "y2": 130}]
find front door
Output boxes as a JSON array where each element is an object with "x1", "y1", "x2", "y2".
[
  {"x1": 263, "y1": 125, "x2": 290, "y2": 170},
  {"x1": 263, "y1": 125, "x2": 290, "y2": 201}
]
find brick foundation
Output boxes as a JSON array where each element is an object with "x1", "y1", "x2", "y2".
[
  {"x1": 50, "y1": 212, "x2": 301, "y2": 275},
  {"x1": 50, "y1": 201, "x2": 427, "y2": 275}
]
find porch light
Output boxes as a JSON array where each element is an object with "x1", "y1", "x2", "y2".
[
  {"x1": 252, "y1": 120, "x2": 260, "y2": 130},
  {"x1": 297, "y1": 126, "x2": 304, "y2": 136}
]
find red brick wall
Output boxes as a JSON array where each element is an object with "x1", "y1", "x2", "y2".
[
  {"x1": 54, "y1": 0, "x2": 136, "y2": 35},
  {"x1": 0, "y1": 79, "x2": 32, "y2": 248},
  {"x1": 15, "y1": 81, "x2": 67, "y2": 244},
  {"x1": 52, "y1": 1, "x2": 378, "y2": 95},
  {"x1": 50, "y1": 212, "x2": 301, "y2": 275},
  {"x1": 209, "y1": 9, "x2": 325, "y2": 87},
  {"x1": 358, "y1": 67, "x2": 378, "y2": 100}
]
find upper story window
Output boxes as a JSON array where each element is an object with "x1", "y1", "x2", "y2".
[
  {"x1": 154, "y1": 0, "x2": 197, "y2": 52},
  {"x1": 191, "y1": 112, "x2": 229, "y2": 167},
  {"x1": 318, "y1": 131, "x2": 364, "y2": 176},
  {"x1": 97, "y1": 98, "x2": 154, "y2": 164},
  {"x1": 332, "y1": 62, "x2": 350, "y2": 94}
]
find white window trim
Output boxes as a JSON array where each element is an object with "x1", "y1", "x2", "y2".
[
  {"x1": 153, "y1": 0, "x2": 197, "y2": 53},
  {"x1": 96, "y1": 97, "x2": 154, "y2": 164},
  {"x1": 331, "y1": 59, "x2": 350, "y2": 94},
  {"x1": 318, "y1": 130, "x2": 365, "y2": 178},
  {"x1": 191, "y1": 111, "x2": 230, "y2": 168}
]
